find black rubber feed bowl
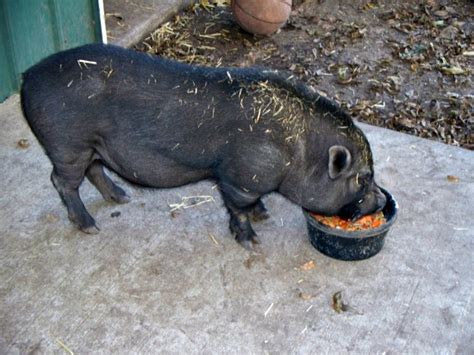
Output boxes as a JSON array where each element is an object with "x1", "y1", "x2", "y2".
[{"x1": 303, "y1": 188, "x2": 398, "y2": 261}]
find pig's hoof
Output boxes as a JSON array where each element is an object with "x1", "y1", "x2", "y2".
[
  {"x1": 111, "y1": 193, "x2": 131, "y2": 204},
  {"x1": 250, "y1": 209, "x2": 270, "y2": 222},
  {"x1": 81, "y1": 224, "x2": 100, "y2": 234},
  {"x1": 105, "y1": 187, "x2": 131, "y2": 204},
  {"x1": 250, "y1": 202, "x2": 270, "y2": 222},
  {"x1": 239, "y1": 240, "x2": 256, "y2": 251},
  {"x1": 236, "y1": 233, "x2": 261, "y2": 251}
]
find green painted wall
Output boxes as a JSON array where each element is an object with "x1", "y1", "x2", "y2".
[{"x1": 0, "y1": 0, "x2": 103, "y2": 101}]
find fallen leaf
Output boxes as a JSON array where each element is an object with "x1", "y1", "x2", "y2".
[
  {"x1": 106, "y1": 12, "x2": 123, "y2": 21},
  {"x1": 299, "y1": 292, "x2": 313, "y2": 300},
  {"x1": 244, "y1": 254, "x2": 265, "y2": 269},
  {"x1": 439, "y1": 65, "x2": 466, "y2": 75},
  {"x1": 300, "y1": 260, "x2": 316, "y2": 271},
  {"x1": 363, "y1": 2, "x2": 378, "y2": 10},
  {"x1": 46, "y1": 214, "x2": 59, "y2": 223},
  {"x1": 433, "y1": 10, "x2": 449, "y2": 18},
  {"x1": 396, "y1": 117, "x2": 416, "y2": 129},
  {"x1": 332, "y1": 291, "x2": 348, "y2": 313},
  {"x1": 211, "y1": 0, "x2": 229, "y2": 7},
  {"x1": 17, "y1": 139, "x2": 30, "y2": 149},
  {"x1": 447, "y1": 175, "x2": 460, "y2": 183}
]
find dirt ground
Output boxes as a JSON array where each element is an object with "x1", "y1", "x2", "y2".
[{"x1": 135, "y1": 0, "x2": 473, "y2": 149}]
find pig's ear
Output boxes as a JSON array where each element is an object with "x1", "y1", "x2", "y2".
[{"x1": 328, "y1": 145, "x2": 352, "y2": 179}]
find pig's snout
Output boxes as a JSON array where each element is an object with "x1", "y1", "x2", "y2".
[
  {"x1": 372, "y1": 186, "x2": 387, "y2": 212},
  {"x1": 357, "y1": 185, "x2": 387, "y2": 218},
  {"x1": 339, "y1": 185, "x2": 387, "y2": 221}
]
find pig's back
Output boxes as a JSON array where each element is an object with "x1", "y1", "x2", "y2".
[{"x1": 20, "y1": 44, "x2": 258, "y2": 170}]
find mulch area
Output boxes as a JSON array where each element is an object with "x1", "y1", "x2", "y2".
[{"x1": 136, "y1": 0, "x2": 473, "y2": 149}]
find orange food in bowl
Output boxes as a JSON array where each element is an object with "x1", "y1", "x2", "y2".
[{"x1": 310, "y1": 211, "x2": 386, "y2": 232}]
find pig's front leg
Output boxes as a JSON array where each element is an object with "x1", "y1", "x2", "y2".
[{"x1": 219, "y1": 183, "x2": 263, "y2": 250}]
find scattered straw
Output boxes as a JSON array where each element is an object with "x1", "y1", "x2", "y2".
[
  {"x1": 208, "y1": 233, "x2": 219, "y2": 245},
  {"x1": 77, "y1": 59, "x2": 97, "y2": 69},
  {"x1": 142, "y1": 7, "x2": 231, "y2": 67},
  {"x1": 169, "y1": 195, "x2": 215, "y2": 212},
  {"x1": 238, "y1": 81, "x2": 310, "y2": 142},
  {"x1": 54, "y1": 338, "x2": 74, "y2": 355},
  {"x1": 264, "y1": 302, "x2": 274, "y2": 317}
]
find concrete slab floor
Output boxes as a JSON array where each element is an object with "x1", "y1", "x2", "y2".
[
  {"x1": 0, "y1": 93, "x2": 472, "y2": 353},
  {"x1": 104, "y1": 0, "x2": 194, "y2": 48}
]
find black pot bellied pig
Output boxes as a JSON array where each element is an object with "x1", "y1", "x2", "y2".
[{"x1": 21, "y1": 44, "x2": 386, "y2": 249}]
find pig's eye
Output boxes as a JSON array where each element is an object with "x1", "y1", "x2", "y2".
[
  {"x1": 355, "y1": 173, "x2": 371, "y2": 190},
  {"x1": 358, "y1": 198, "x2": 364, "y2": 205},
  {"x1": 354, "y1": 173, "x2": 367, "y2": 186}
]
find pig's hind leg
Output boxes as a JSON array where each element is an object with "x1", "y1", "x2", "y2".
[
  {"x1": 86, "y1": 160, "x2": 130, "y2": 204},
  {"x1": 50, "y1": 154, "x2": 99, "y2": 234}
]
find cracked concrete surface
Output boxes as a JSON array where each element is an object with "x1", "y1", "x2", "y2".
[
  {"x1": 1, "y1": 0, "x2": 473, "y2": 351},
  {"x1": 1, "y1": 93, "x2": 472, "y2": 353}
]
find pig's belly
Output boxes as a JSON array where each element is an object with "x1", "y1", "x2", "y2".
[{"x1": 96, "y1": 147, "x2": 212, "y2": 188}]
